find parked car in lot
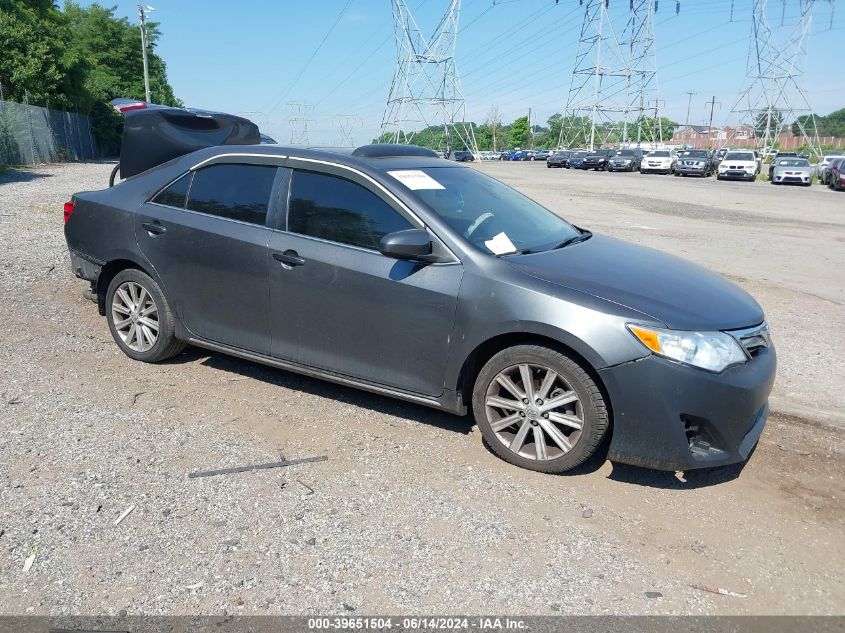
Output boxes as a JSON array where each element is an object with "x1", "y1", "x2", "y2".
[
  {"x1": 818, "y1": 155, "x2": 845, "y2": 184},
  {"x1": 452, "y1": 150, "x2": 474, "y2": 162},
  {"x1": 770, "y1": 157, "x2": 813, "y2": 186},
  {"x1": 712, "y1": 147, "x2": 729, "y2": 170},
  {"x1": 768, "y1": 151, "x2": 798, "y2": 179},
  {"x1": 64, "y1": 110, "x2": 775, "y2": 474},
  {"x1": 582, "y1": 148, "x2": 616, "y2": 171},
  {"x1": 717, "y1": 151, "x2": 759, "y2": 181},
  {"x1": 674, "y1": 149, "x2": 714, "y2": 177},
  {"x1": 530, "y1": 149, "x2": 551, "y2": 161},
  {"x1": 546, "y1": 150, "x2": 572, "y2": 168},
  {"x1": 567, "y1": 151, "x2": 590, "y2": 169},
  {"x1": 640, "y1": 150, "x2": 675, "y2": 174},
  {"x1": 830, "y1": 158, "x2": 845, "y2": 191},
  {"x1": 608, "y1": 148, "x2": 643, "y2": 172}
]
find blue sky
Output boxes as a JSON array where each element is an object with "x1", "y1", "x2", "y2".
[{"x1": 83, "y1": 0, "x2": 842, "y2": 145}]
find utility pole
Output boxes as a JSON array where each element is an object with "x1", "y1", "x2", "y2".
[
  {"x1": 705, "y1": 96, "x2": 720, "y2": 146},
  {"x1": 138, "y1": 4, "x2": 154, "y2": 103},
  {"x1": 528, "y1": 107, "x2": 533, "y2": 149},
  {"x1": 684, "y1": 91, "x2": 696, "y2": 131}
]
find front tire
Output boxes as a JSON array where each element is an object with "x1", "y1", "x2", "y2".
[
  {"x1": 106, "y1": 269, "x2": 185, "y2": 363},
  {"x1": 472, "y1": 345, "x2": 608, "y2": 474}
]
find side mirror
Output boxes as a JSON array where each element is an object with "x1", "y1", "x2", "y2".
[{"x1": 379, "y1": 228, "x2": 432, "y2": 261}]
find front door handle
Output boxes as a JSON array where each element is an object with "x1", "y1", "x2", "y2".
[
  {"x1": 142, "y1": 222, "x2": 167, "y2": 235},
  {"x1": 273, "y1": 250, "x2": 306, "y2": 267}
]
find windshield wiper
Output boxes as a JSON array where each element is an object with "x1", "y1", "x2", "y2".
[{"x1": 551, "y1": 230, "x2": 593, "y2": 250}]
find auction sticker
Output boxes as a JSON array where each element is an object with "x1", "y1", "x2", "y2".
[{"x1": 387, "y1": 170, "x2": 445, "y2": 190}]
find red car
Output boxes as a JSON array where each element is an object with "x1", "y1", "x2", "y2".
[{"x1": 830, "y1": 158, "x2": 845, "y2": 191}]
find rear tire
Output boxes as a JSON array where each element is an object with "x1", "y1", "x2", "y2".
[
  {"x1": 106, "y1": 269, "x2": 185, "y2": 363},
  {"x1": 472, "y1": 345, "x2": 608, "y2": 474}
]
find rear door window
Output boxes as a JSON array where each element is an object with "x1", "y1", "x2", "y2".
[
  {"x1": 152, "y1": 173, "x2": 191, "y2": 208},
  {"x1": 186, "y1": 164, "x2": 277, "y2": 225},
  {"x1": 287, "y1": 170, "x2": 413, "y2": 250}
]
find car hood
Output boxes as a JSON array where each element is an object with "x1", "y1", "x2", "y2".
[{"x1": 507, "y1": 234, "x2": 764, "y2": 331}]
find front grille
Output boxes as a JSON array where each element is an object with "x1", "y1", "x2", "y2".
[{"x1": 730, "y1": 322, "x2": 771, "y2": 357}]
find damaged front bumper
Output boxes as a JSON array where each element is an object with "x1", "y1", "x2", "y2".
[{"x1": 598, "y1": 343, "x2": 776, "y2": 471}]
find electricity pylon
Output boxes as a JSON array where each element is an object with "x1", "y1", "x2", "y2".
[
  {"x1": 726, "y1": 0, "x2": 835, "y2": 155},
  {"x1": 335, "y1": 114, "x2": 363, "y2": 147},
  {"x1": 560, "y1": 0, "x2": 635, "y2": 150},
  {"x1": 624, "y1": 0, "x2": 663, "y2": 146},
  {"x1": 286, "y1": 101, "x2": 313, "y2": 145},
  {"x1": 560, "y1": 0, "x2": 675, "y2": 150},
  {"x1": 381, "y1": 0, "x2": 478, "y2": 155}
]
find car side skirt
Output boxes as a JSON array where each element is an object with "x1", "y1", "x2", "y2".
[{"x1": 187, "y1": 337, "x2": 467, "y2": 415}]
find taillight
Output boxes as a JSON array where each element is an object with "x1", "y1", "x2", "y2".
[{"x1": 63, "y1": 200, "x2": 75, "y2": 223}]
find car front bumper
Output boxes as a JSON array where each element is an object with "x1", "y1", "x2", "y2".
[
  {"x1": 719, "y1": 169, "x2": 755, "y2": 180},
  {"x1": 609, "y1": 161, "x2": 634, "y2": 170},
  {"x1": 676, "y1": 165, "x2": 709, "y2": 175},
  {"x1": 773, "y1": 174, "x2": 811, "y2": 184},
  {"x1": 598, "y1": 343, "x2": 776, "y2": 471}
]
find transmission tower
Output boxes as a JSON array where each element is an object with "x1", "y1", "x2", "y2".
[
  {"x1": 726, "y1": 0, "x2": 834, "y2": 155},
  {"x1": 335, "y1": 114, "x2": 363, "y2": 147},
  {"x1": 381, "y1": 0, "x2": 478, "y2": 155},
  {"x1": 560, "y1": 0, "x2": 634, "y2": 150},
  {"x1": 286, "y1": 101, "x2": 313, "y2": 145},
  {"x1": 624, "y1": 0, "x2": 663, "y2": 146}
]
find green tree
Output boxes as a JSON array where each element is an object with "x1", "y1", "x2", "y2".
[
  {"x1": 755, "y1": 108, "x2": 784, "y2": 140},
  {"x1": 0, "y1": 1, "x2": 180, "y2": 155},
  {"x1": 0, "y1": 0, "x2": 75, "y2": 106},
  {"x1": 510, "y1": 116, "x2": 529, "y2": 147}
]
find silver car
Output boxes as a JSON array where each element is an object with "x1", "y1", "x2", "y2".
[{"x1": 771, "y1": 157, "x2": 813, "y2": 186}]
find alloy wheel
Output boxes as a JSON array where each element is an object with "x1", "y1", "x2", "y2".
[
  {"x1": 111, "y1": 281, "x2": 159, "y2": 352},
  {"x1": 484, "y1": 363, "x2": 583, "y2": 461}
]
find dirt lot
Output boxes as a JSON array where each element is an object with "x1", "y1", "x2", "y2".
[{"x1": 0, "y1": 161, "x2": 843, "y2": 616}]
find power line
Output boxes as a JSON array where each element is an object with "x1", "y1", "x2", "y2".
[{"x1": 266, "y1": 0, "x2": 356, "y2": 115}]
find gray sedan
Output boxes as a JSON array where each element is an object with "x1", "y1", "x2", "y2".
[
  {"x1": 64, "y1": 134, "x2": 775, "y2": 474},
  {"x1": 771, "y1": 157, "x2": 813, "y2": 186}
]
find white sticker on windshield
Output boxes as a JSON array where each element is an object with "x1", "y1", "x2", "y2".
[
  {"x1": 387, "y1": 170, "x2": 445, "y2": 190},
  {"x1": 484, "y1": 232, "x2": 518, "y2": 256}
]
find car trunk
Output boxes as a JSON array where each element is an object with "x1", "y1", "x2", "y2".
[{"x1": 117, "y1": 104, "x2": 260, "y2": 179}]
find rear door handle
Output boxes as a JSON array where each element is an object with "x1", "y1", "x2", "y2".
[
  {"x1": 142, "y1": 222, "x2": 167, "y2": 235},
  {"x1": 273, "y1": 250, "x2": 306, "y2": 267}
]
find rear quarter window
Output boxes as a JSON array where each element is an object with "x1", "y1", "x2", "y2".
[{"x1": 152, "y1": 173, "x2": 191, "y2": 208}]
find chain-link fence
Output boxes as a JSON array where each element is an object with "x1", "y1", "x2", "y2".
[{"x1": 0, "y1": 98, "x2": 101, "y2": 167}]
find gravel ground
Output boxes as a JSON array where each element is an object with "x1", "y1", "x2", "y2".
[{"x1": 0, "y1": 162, "x2": 843, "y2": 616}]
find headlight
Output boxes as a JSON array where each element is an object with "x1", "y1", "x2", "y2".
[{"x1": 627, "y1": 324, "x2": 747, "y2": 372}]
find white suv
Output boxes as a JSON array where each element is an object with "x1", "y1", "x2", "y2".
[
  {"x1": 640, "y1": 150, "x2": 675, "y2": 174},
  {"x1": 717, "y1": 151, "x2": 758, "y2": 182}
]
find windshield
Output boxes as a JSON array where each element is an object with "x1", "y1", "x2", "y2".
[
  {"x1": 685, "y1": 150, "x2": 709, "y2": 158},
  {"x1": 724, "y1": 152, "x2": 754, "y2": 161},
  {"x1": 777, "y1": 159, "x2": 809, "y2": 167},
  {"x1": 401, "y1": 167, "x2": 579, "y2": 255},
  {"x1": 650, "y1": 151, "x2": 670, "y2": 157},
  {"x1": 572, "y1": 151, "x2": 589, "y2": 158},
  {"x1": 617, "y1": 150, "x2": 637, "y2": 156}
]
